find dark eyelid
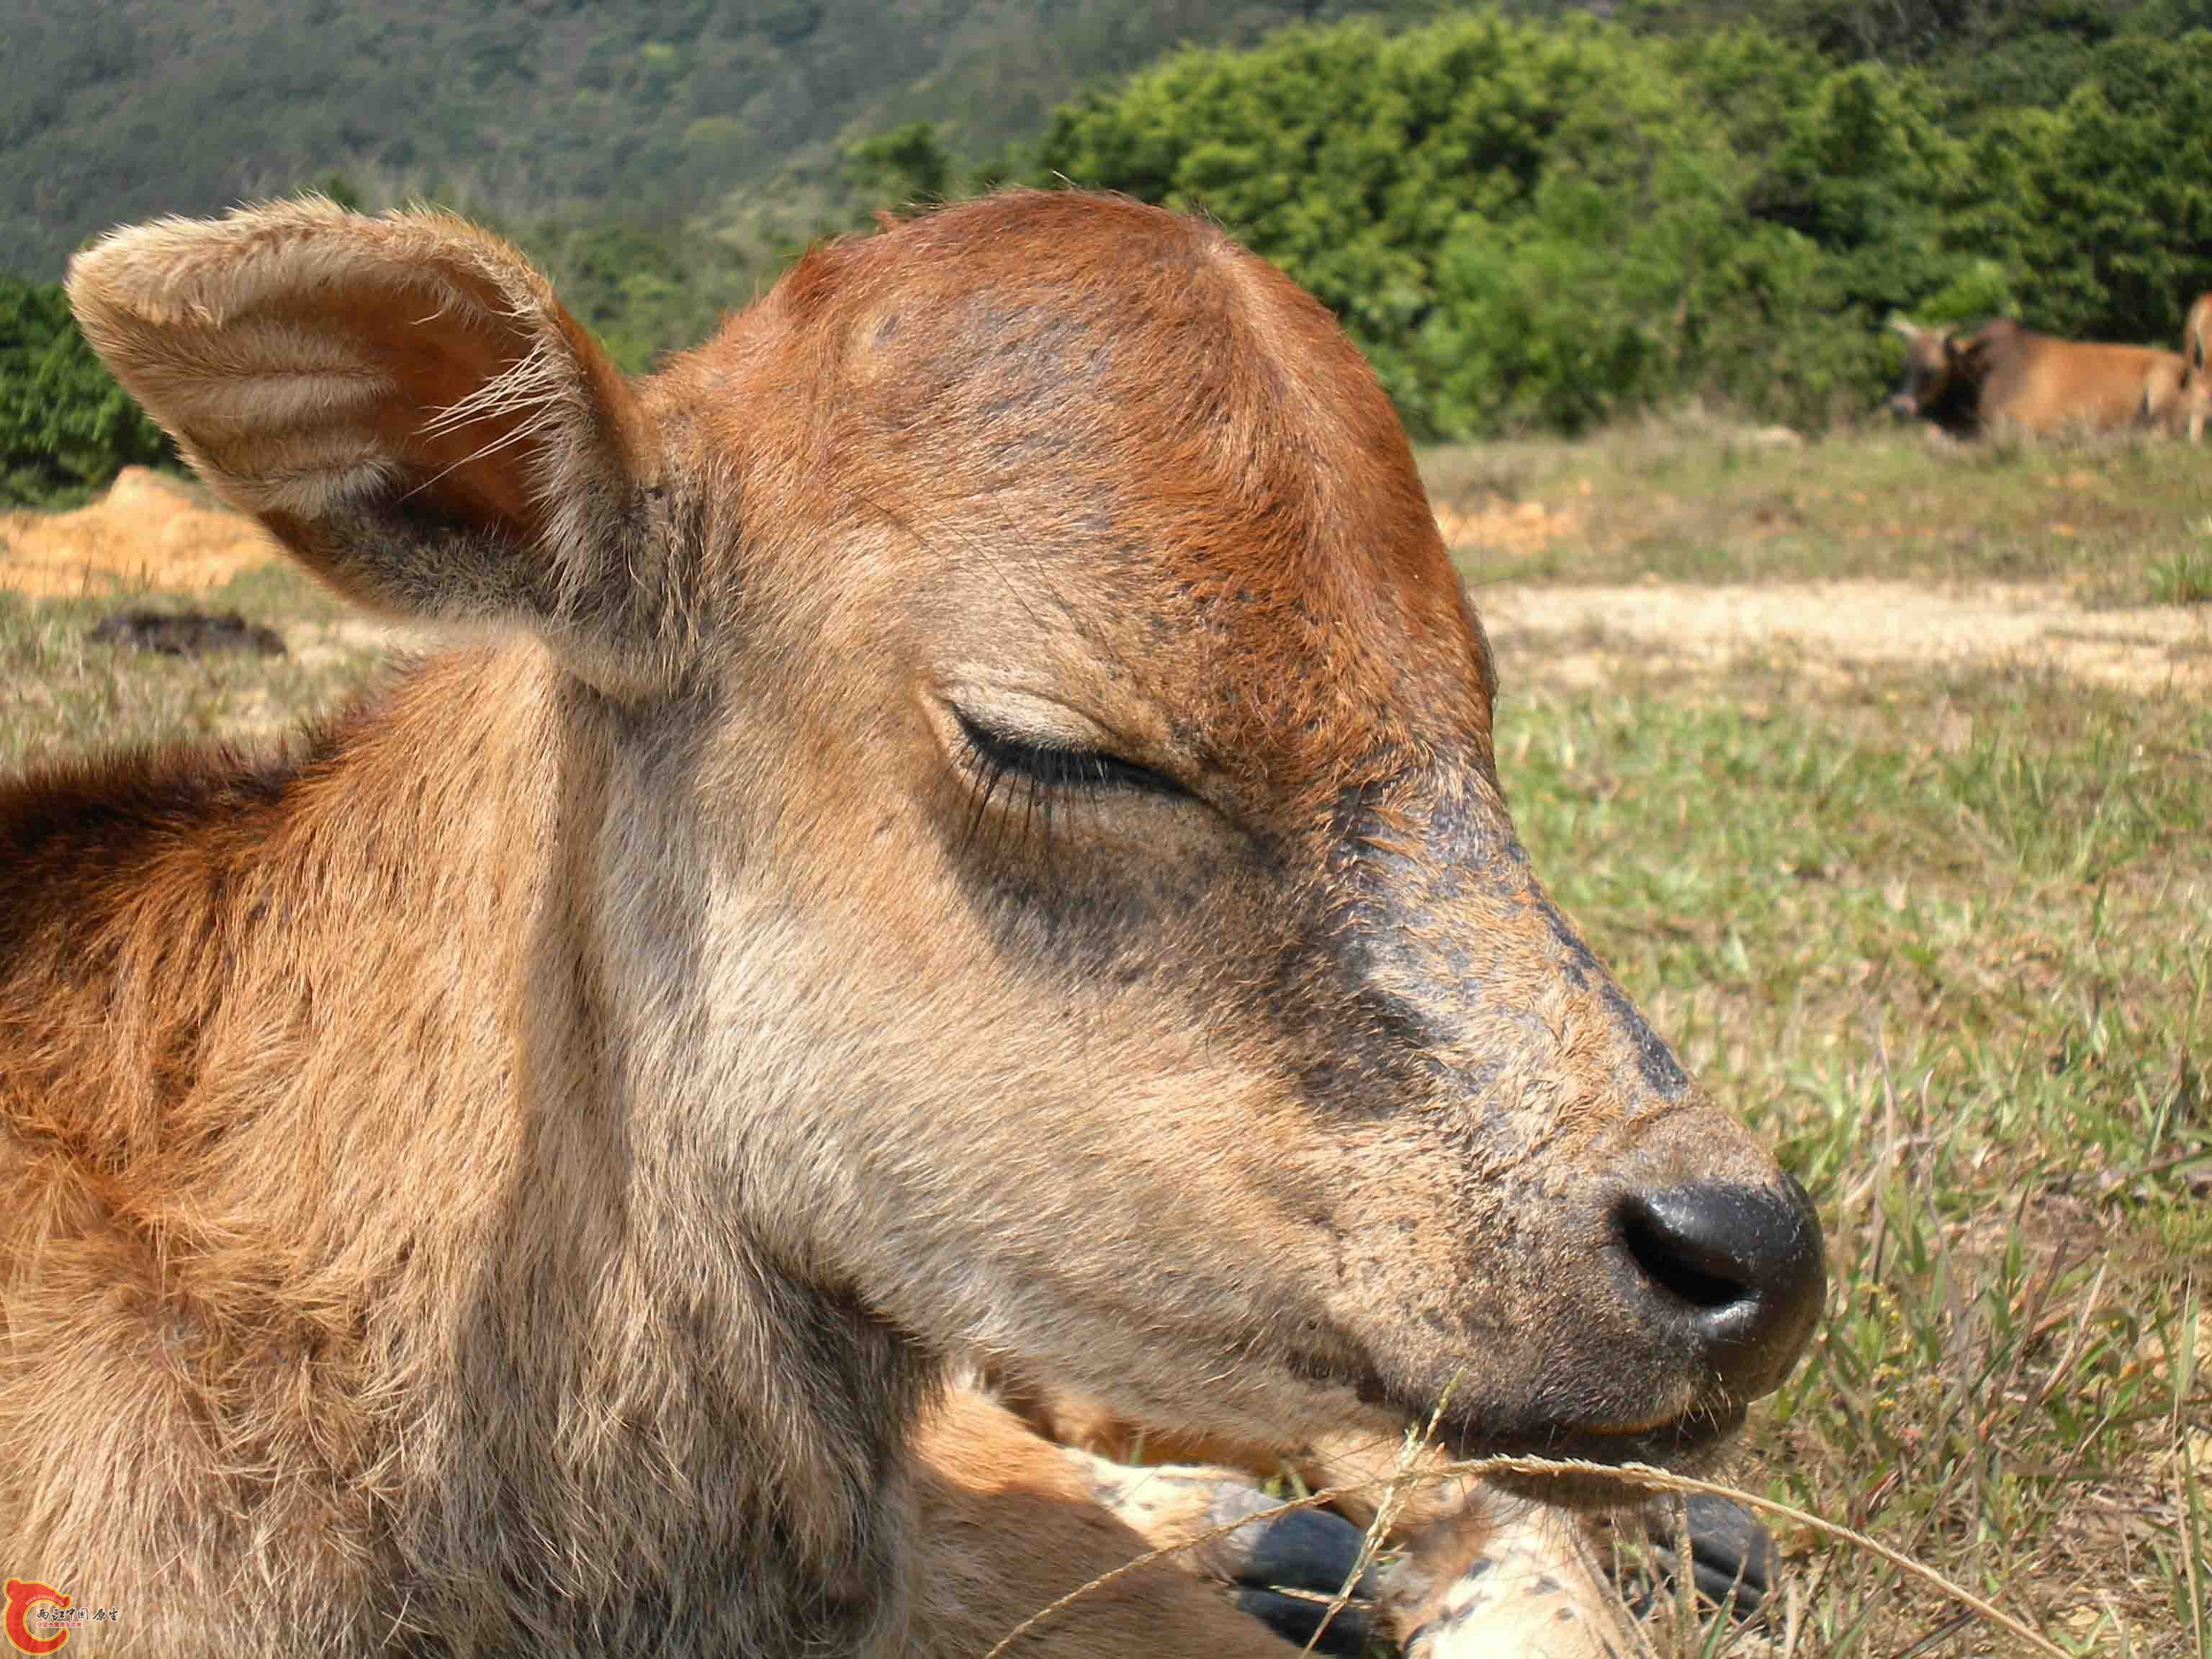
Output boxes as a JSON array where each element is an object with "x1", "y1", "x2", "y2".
[{"x1": 953, "y1": 708, "x2": 1184, "y2": 799}]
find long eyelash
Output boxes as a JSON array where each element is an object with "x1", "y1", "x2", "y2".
[
  {"x1": 953, "y1": 711, "x2": 1180, "y2": 802},
  {"x1": 955, "y1": 725, "x2": 1055, "y2": 868}
]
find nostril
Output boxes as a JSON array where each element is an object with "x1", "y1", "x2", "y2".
[
  {"x1": 1619, "y1": 1197, "x2": 1750, "y2": 1313},
  {"x1": 1615, "y1": 1178, "x2": 1827, "y2": 1399}
]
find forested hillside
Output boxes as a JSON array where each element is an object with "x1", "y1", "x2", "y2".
[
  {"x1": 0, "y1": 0, "x2": 1454, "y2": 281},
  {"x1": 9, "y1": 0, "x2": 2212, "y2": 498}
]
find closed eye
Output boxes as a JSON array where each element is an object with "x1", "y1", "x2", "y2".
[{"x1": 953, "y1": 707, "x2": 1184, "y2": 801}]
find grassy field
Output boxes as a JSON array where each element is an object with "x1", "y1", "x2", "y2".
[
  {"x1": 1426, "y1": 417, "x2": 2212, "y2": 607},
  {"x1": 1506, "y1": 657, "x2": 2208, "y2": 1658},
  {"x1": 0, "y1": 562, "x2": 389, "y2": 769},
  {"x1": 2, "y1": 426, "x2": 2207, "y2": 1657},
  {"x1": 1424, "y1": 426, "x2": 2210, "y2": 1658}
]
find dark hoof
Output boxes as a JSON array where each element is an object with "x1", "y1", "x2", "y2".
[
  {"x1": 1635, "y1": 1494, "x2": 1776, "y2": 1619},
  {"x1": 1230, "y1": 1507, "x2": 1377, "y2": 1657}
]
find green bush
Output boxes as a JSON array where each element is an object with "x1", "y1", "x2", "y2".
[
  {"x1": 0, "y1": 276, "x2": 171, "y2": 508},
  {"x1": 1950, "y1": 32, "x2": 2212, "y2": 343},
  {"x1": 983, "y1": 14, "x2": 1995, "y2": 435},
  {"x1": 846, "y1": 122, "x2": 956, "y2": 208},
  {"x1": 959, "y1": 10, "x2": 2212, "y2": 436},
  {"x1": 527, "y1": 217, "x2": 741, "y2": 374}
]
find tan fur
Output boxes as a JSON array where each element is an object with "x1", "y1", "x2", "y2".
[
  {"x1": 4, "y1": 193, "x2": 1820, "y2": 1655},
  {"x1": 1003, "y1": 1378, "x2": 1630, "y2": 1654},
  {"x1": 2177, "y1": 292, "x2": 2211, "y2": 443},
  {"x1": 2141, "y1": 353, "x2": 2193, "y2": 437},
  {"x1": 992, "y1": 1375, "x2": 1470, "y2": 1533}
]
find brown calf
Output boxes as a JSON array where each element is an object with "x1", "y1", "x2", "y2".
[
  {"x1": 1888, "y1": 315, "x2": 2188, "y2": 439},
  {"x1": 2179, "y1": 291, "x2": 2211, "y2": 443},
  {"x1": 3, "y1": 193, "x2": 1824, "y2": 1656}
]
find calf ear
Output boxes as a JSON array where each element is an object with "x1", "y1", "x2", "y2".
[{"x1": 68, "y1": 199, "x2": 679, "y2": 693}]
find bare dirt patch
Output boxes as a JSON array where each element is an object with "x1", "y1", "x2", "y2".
[
  {"x1": 1478, "y1": 579, "x2": 2212, "y2": 692},
  {"x1": 0, "y1": 468, "x2": 285, "y2": 596}
]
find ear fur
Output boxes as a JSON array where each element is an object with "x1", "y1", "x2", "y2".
[{"x1": 68, "y1": 197, "x2": 683, "y2": 692}]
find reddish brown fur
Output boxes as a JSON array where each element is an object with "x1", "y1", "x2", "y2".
[{"x1": 5, "y1": 192, "x2": 1819, "y2": 1655}]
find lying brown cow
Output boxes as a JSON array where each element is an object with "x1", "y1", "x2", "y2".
[
  {"x1": 1887, "y1": 315, "x2": 2188, "y2": 439},
  {"x1": 4, "y1": 193, "x2": 1825, "y2": 1657}
]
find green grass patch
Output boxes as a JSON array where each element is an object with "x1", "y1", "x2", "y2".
[
  {"x1": 1501, "y1": 657, "x2": 2210, "y2": 1655},
  {"x1": 2145, "y1": 532, "x2": 2212, "y2": 608}
]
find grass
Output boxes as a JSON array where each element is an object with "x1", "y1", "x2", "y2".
[
  {"x1": 0, "y1": 563, "x2": 390, "y2": 773},
  {"x1": 1421, "y1": 415, "x2": 2212, "y2": 605},
  {"x1": 2146, "y1": 533, "x2": 2212, "y2": 608},
  {"x1": 3, "y1": 426, "x2": 2207, "y2": 1655}
]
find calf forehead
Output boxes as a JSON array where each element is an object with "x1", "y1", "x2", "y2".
[{"x1": 730, "y1": 192, "x2": 1495, "y2": 803}]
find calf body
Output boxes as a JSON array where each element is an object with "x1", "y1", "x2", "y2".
[{"x1": 3, "y1": 194, "x2": 1822, "y2": 1655}]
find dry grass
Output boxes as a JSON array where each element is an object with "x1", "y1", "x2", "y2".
[
  {"x1": 0, "y1": 467, "x2": 284, "y2": 596},
  {"x1": 0, "y1": 562, "x2": 396, "y2": 772},
  {"x1": 2, "y1": 426, "x2": 2206, "y2": 1655}
]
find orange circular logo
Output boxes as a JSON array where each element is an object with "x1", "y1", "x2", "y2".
[{"x1": 2, "y1": 1581, "x2": 71, "y2": 1655}]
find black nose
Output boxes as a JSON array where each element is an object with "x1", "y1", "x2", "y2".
[{"x1": 1617, "y1": 1177, "x2": 1825, "y2": 1399}]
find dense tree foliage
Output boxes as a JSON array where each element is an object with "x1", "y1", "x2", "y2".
[{"x1": 0, "y1": 277, "x2": 169, "y2": 508}]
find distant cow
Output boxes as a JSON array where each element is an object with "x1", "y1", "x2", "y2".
[{"x1": 1887, "y1": 316, "x2": 2188, "y2": 439}]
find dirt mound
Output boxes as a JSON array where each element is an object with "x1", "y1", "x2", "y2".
[
  {"x1": 0, "y1": 469, "x2": 284, "y2": 597},
  {"x1": 1434, "y1": 495, "x2": 1581, "y2": 559},
  {"x1": 1481, "y1": 580, "x2": 2212, "y2": 693}
]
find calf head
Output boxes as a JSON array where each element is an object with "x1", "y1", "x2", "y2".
[{"x1": 71, "y1": 193, "x2": 1822, "y2": 1483}]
